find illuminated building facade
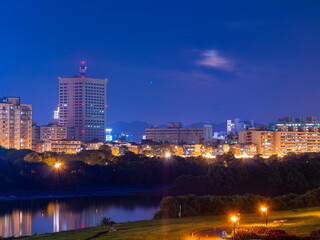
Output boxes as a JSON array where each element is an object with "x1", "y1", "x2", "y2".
[
  {"x1": 105, "y1": 128, "x2": 112, "y2": 141},
  {"x1": 0, "y1": 97, "x2": 32, "y2": 150},
  {"x1": 53, "y1": 107, "x2": 60, "y2": 120},
  {"x1": 32, "y1": 122, "x2": 78, "y2": 151},
  {"x1": 145, "y1": 123, "x2": 213, "y2": 144},
  {"x1": 269, "y1": 116, "x2": 320, "y2": 131},
  {"x1": 274, "y1": 129, "x2": 320, "y2": 154},
  {"x1": 239, "y1": 124, "x2": 320, "y2": 156},
  {"x1": 58, "y1": 62, "x2": 107, "y2": 142},
  {"x1": 227, "y1": 118, "x2": 255, "y2": 135},
  {"x1": 38, "y1": 122, "x2": 68, "y2": 141},
  {"x1": 35, "y1": 140, "x2": 81, "y2": 154},
  {"x1": 239, "y1": 127, "x2": 274, "y2": 156}
]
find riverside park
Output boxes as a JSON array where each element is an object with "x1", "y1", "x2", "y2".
[{"x1": 21, "y1": 206, "x2": 320, "y2": 240}]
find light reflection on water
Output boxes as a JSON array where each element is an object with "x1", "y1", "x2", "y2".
[{"x1": 0, "y1": 196, "x2": 160, "y2": 238}]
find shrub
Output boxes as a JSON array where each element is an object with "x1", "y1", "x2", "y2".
[
  {"x1": 249, "y1": 226, "x2": 269, "y2": 234},
  {"x1": 155, "y1": 187, "x2": 320, "y2": 219},
  {"x1": 235, "y1": 229, "x2": 260, "y2": 240},
  {"x1": 310, "y1": 229, "x2": 320, "y2": 237},
  {"x1": 235, "y1": 228, "x2": 309, "y2": 240},
  {"x1": 101, "y1": 217, "x2": 116, "y2": 226}
]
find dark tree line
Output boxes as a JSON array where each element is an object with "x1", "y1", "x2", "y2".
[
  {"x1": 2, "y1": 147, "x2": 320, "y2": 195},
  {"x1": 0, "y1": 147, "x2": 208, "y2": 190},
  {"x1": 154, "y1": 187, "x2": 320, "y2": 219},
  {"x1": 174, "y1": 152, "x2": 320, "y2": 195}
]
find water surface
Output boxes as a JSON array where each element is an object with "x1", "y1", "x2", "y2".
[{"x1": 0, "y1": 194, "x2": 161, "y2": 238}]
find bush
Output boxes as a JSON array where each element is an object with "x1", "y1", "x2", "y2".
[
  {"x1": 249, "y1": 226, "x2": 269, "y2": 234},
  {"x1": 235, "y1": 228, "x2": 314, "y2": 240},
  {"x1": 235, "y1": 229, "x2": 260, "y2": 240},
  {"x1": 310, "y1": 229, "x2": 320, "y2": 237},
  {"x1": 101, "y1": 217, "x2": 116, "y2": 226},
  {"x1": 155, "y1": 187, "x2": 320, "y2": 219}
]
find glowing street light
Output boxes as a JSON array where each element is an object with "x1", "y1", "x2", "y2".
[
  {"x1": 231, "y1": 216, "x2": 237, "y2": 240},
  {"x1": 165, "y1": 152, "x2": 171, "y2": 158},
  {"x1": 261, "y1": 206, "x2": 268, "y2": 226},
  {"x1": 54, "y1": 163, "x2": 62, "y2": 169}
]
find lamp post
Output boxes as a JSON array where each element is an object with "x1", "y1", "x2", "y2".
[
  {"x1": 261, "y1": 206, "x2": 268, "y2": 226},
  {"x1": 231, "y1": 216, "x2": 237, "y2": 240},
  {"x1": 54, "y1": 163, "x2": 62, "y2": 169}
]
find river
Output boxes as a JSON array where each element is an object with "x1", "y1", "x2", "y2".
[{"x1": 0, "y1": 186, "x2": 164, "y2": 238}]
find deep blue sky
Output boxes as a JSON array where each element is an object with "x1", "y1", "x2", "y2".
[{"x1": 1, "y1": 1, "x2": 320, "y2": 126}]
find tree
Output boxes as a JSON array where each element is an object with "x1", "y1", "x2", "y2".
[
  {"x1": 119, "y1": 145, "x2": 129, "y2": 154},
  {"x1": 24, "y1": 152, "x2": 43, "y2": 163},
  {"x1": 216, "y1": 152, "x2": 236, "y2": 166},
  {"x1": 90, "y1": 138, "x2": 100, "y2": 143},
  {"x1": 101, "y1": 217, "x2": 116, "y2": 226},
  {"x1": 99, "y1": 145, "x2": 112, "y2": 154}
]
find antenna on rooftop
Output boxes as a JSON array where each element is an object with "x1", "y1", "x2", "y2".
[{"x1": 80, "y1": 60, "x2": 87, "y2": 76}]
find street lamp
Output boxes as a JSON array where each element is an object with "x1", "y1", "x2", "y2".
[
  {"x1": 54, "y1": 163, "x2": 62, "y2": 169},
  {"x1": 261, "y1": 206, "x2": 268, "y2": 226},
  {"x1": 165, "y1": 152, "x2": 171, "y2": 158},
  {"x1": 231, "y1": 216, "x2": 237, "y2": 240}
]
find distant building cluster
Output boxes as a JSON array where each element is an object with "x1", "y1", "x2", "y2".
[
  {"x1": 0, "y1": 62, "x2": 108, "y2": 154},
  {"x1": 239, "y1": 116, "x2": 320, "y2": 156},
  {"x1": 141, "y1": 117, "x2": 320, "y2": 158},
  {"x1": 2, "y1": 62, "x2": 320, "y2": 158}
]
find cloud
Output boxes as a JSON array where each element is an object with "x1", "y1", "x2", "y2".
[
  {"x1": 196, "y1": 50, "x2": 234, "y2": 71},
  {"x1": 157, "y1": 70, "x2": 227, "y2": 89}
]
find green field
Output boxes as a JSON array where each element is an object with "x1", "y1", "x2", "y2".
[{"x1": 24, "y1": 206, "x2": 320, "y2": 240}]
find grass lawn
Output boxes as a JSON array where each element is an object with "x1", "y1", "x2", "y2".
[{"x1": 24, "y1": 206, "x2": 320, "y2": 240}]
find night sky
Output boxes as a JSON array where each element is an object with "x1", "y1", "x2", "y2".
[{"x1": 1, "y1": 1, "x2": 320, "y2": 126}]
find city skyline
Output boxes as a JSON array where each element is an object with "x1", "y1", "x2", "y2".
[
  {"x1": 2, "y1": 2, "x2": 320, "y2": 239},
  {"x1": 1, "y1": 1, "x2": 320, "y2": 126}
]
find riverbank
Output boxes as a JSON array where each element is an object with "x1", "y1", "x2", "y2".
[
  {"x1": 0, "y1": 184, "x2": 171, "y2": 201},
  {"x1": 22, "y1": 206, "x2": 320, "y2": 240}
]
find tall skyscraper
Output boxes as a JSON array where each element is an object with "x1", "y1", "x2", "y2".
[
  {"x1": 58, "y1": 62, "x2": 107, "y2": 142},
  {"x1": 0, "y1": 97, "x2": 32, "y2": 149}
]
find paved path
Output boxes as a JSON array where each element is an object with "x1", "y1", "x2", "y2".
[{"x1": 190, "y1": 227, "x2": 228, "y2": 239}]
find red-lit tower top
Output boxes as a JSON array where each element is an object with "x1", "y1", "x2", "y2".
[{"x1": 80, "y1": 61, "x2": 87, "y2": 76}]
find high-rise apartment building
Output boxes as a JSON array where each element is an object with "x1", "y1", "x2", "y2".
[
  {"x1": 58, "y1": 62, "x2": 107, "y2": 142},
  {"x1": 239, "y1": 124, "x2": 320, "y2": 156},
  {"x1": 0, "y1": 97, "x2": 32, "y2": 150}
]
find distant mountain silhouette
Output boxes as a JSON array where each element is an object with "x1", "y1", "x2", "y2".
[{"x1": 108, "y1": 121, "x2": 149, "y2": 143}]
